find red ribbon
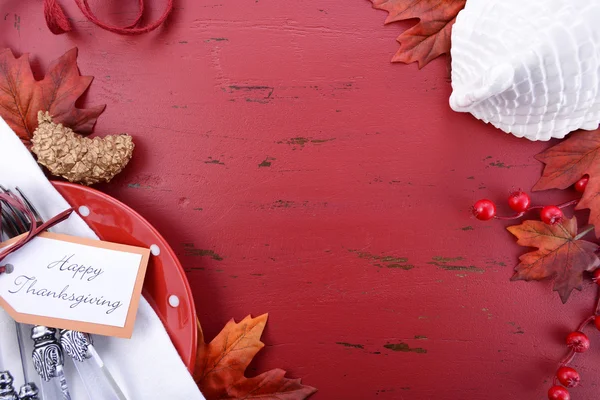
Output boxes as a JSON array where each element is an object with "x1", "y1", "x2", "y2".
[
  {"x1": 0, "y1": 192, "x2": 73, "y2": 273},
  {"x1": 44, "y1": 0, "x2": 174, "y2": 35}
]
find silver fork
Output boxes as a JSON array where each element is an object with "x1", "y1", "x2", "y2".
[
  {"x1": 7, "y1": 187, "x2": 127, "y2": 400},
  {"x1": 0, "y1": 186, "x2": 68, "y2": 400},
  {"x1": 0, "y1": 194, "x2": 35, "y2": 400}
]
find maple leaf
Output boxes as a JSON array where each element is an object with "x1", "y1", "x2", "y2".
[
  {"x1": 533, "y1": 131, "x2": 600, "y2": 236},
  {"x1": 370, "y1": 0, "x2": 466, "y2": 68},
  {"x1": 194, "y1": 314, "x2": 317, "y2": 400},
  {"x1": 0, "y1": 48, "x2": 105, "y2": 146},
  {"x1": 508, "y1": 217, "x2": 600, "y2": 304}
]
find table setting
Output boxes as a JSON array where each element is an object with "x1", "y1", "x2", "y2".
[{"x1": 0, "y1": 115, "x2": 204, "y2": 399}]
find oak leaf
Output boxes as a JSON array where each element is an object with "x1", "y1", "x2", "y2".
[
  {"x1": 194, "y1": 314, "x2": 316, "y2": 400},
  {"x1": 0, "y1": 48, "x2": 105, "y2": 146},
  {"x1": 508, "y1": 217, "x2": 599, "y2": 303},
  {"x1": 370, "y1": 0, "x2": 466, "y2": 68},
  {"x1": 533, "y1": 131, "x2": 600, "y2": 236}
]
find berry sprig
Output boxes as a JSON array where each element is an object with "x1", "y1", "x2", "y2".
[
  {"x1": 547, "y1": 277, "x2": 600, "y2": 400},
  {"x1": 472, "y1": 176, "x2": 588, "y2": 224},
  {"x1": 473, "y1": 195, "x2": 577, "y2": 224}
]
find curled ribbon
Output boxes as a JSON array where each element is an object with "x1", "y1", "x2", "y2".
[
  {"x1": 0, "y1": 192, "x2": 73, "y2": 274},
  {"x1": 44, "y1": 0, "x2": 174, "y2": 35}
]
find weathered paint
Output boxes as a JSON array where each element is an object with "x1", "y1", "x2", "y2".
[{"x1": 3, "y1": 1, "x2": 599, "y2": 398}]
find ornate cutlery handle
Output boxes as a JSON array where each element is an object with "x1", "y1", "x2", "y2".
[
  {"x1": 0, "y1": 371, "x2": 17, "y2": 400},
  {"x1": 59, "y1": 330, "x2": 92, "y2": 362},
  {"x1": 31, "y1": 326, "x2": 71, "y2": 400},
  {"x1": 31, "y1": 326, "x2": 62, "y2": 383},
  {"x1": 17, "y1": 383, "x2": 38, "y2": 400},
  {"x1": 60, "y1": 330, "x2": 128, "y2": 400}
]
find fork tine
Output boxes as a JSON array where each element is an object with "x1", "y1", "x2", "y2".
[
  {"x1": 0, "y1": 216, "x2": 17, "y2": 240},
  {"x1": 4, "y1": 198, "x2": 32, "y2": 232},
  {"x1": 0, "y1": 186, "x2": 32, "y2": 232},
  {"x1": 0, "y1": 202, "x2": 23, "y2": 237},
  {"x1": 1, "y1": 205, "x2": 18, "y2": 229},
  {"x1": 14, "y1": 187, "x2": 42, "y2": 225},
  {"x1": 5, "y1": 208, "x2": 28, "y2": 235},
  {"x1": 1, "y1": 189, "x2": 32, "y2": 234}
]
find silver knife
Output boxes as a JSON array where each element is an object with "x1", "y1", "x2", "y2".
[{"x1": 60, "y1": 330, "x2": 127, "y2": 400}]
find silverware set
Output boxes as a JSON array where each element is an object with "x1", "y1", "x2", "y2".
[{"x1": 0, "y1": 186, "x2": 127, "y2": 400}]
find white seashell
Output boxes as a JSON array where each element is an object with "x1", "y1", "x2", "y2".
[{"x1": 449, "y1": 0, "x2": 600, "y2": 141}]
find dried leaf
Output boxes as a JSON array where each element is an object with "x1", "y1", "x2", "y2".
[
  {"x1": 370, "y1": 0, "x2": 466, "y2": 68},
  {"x1": 0, "y1": 48, "x2": 105, "y2": 146},
  {"x1": 508, "y1": 217, "x2": 600, "y2": 303},
  {"x1": 226, "y1": 369, "x2": 316, "y2": 400},
  {"x1": 194, "y1": 314, "x2": 316, "y2": 400},
  {"x1": 533, "y1": 130, "x2": 600, "y2": 236}
]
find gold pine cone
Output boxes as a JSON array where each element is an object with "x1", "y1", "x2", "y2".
[{"x1": 31, "y1": 111, "x2": 134, "y2": 185}]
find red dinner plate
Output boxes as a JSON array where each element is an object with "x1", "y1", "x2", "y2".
[{"x1": 52, "y1": 181, "x2": 197, "y2": 373}]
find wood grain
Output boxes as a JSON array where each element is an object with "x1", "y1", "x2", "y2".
[{"x1": 1, "y1": 1, "x2": 598, "y2": 398}]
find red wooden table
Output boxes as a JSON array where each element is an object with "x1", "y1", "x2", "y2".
[{"x1": 4, "y1": 1, "x2": 600, "y2": 398}]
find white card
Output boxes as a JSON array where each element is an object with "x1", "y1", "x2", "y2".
[{"x1": 0, "y1": 232, "x2": 150, "y2": 338}]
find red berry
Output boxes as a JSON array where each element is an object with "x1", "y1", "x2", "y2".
[
  {"x1": 595, "y1": 316, "x2": 600, "y2": 332},
  {"x1": 575, "y1": 175, "x2": 589, "y2": 193},
  {"x1": 541, "y1": 206, "x2": 563, "y2": 225},
  {"x1": 557, "y1": 367, "x2": 580, "y2": 388},
  {"x1": 548, "y1": 386, "x2": 570, "y2": 400},
  {"x1": 566, "y1": 331, "x2": 590, "y2": 353},
  {"x1": 593, "y1": 269, "x2": 600, "y2": 285},
  {"x1": 473, "y1": 199, "x2": 496, "y2": 221},
  {"x1": 508, "y1": 191, "x2": 531, "y2": 212}
]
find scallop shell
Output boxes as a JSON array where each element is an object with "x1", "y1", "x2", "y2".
[{"x1": 449, "y1": 0, "x2": 600, "y2": 141}]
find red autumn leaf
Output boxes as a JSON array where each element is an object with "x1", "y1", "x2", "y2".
[
  {"x1": 533, "y1": 130, "x2": 600, "y2": 236},
  {"x1": 194, "y1": 314, "x2": 316, "y2": 400},
  {"x1": 370, "y1": 0, "x2": 467, "y2": 68},
  {"x1": 507, "y1": 217, "x2": 599, "y2": 303},
  {"x1": 0, "y1": 48, "x2": 105, "y2": 146}
]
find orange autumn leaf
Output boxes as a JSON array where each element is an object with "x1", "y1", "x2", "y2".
[
  {"x1": 508, "y1": 217, "x2": 600, "y2": 304},
  {"x1": 370, "y1": 0, "x2": 466, "y2": 68},
  {"x1": 0, "y1": 48, "x2": 105, "y2": 146},
  {"x1": 194, "y1": 314, "x2": 316, "y2": 400},
  {"x1": 533, "y1": 130, "x2": 600, "y2": 236}
]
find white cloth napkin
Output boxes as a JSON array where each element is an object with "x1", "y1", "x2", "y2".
[{"x1": 0, "y1": 117, "x2": 205, "y2": 400}]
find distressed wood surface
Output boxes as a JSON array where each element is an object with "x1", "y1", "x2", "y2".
[{"x1": 2, "y1": 1, "x2": 600, "y2": 398}]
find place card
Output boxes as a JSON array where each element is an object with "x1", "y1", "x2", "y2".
[{"x1": 0, "y1": 232, "x2": 150, "y2": 338}]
